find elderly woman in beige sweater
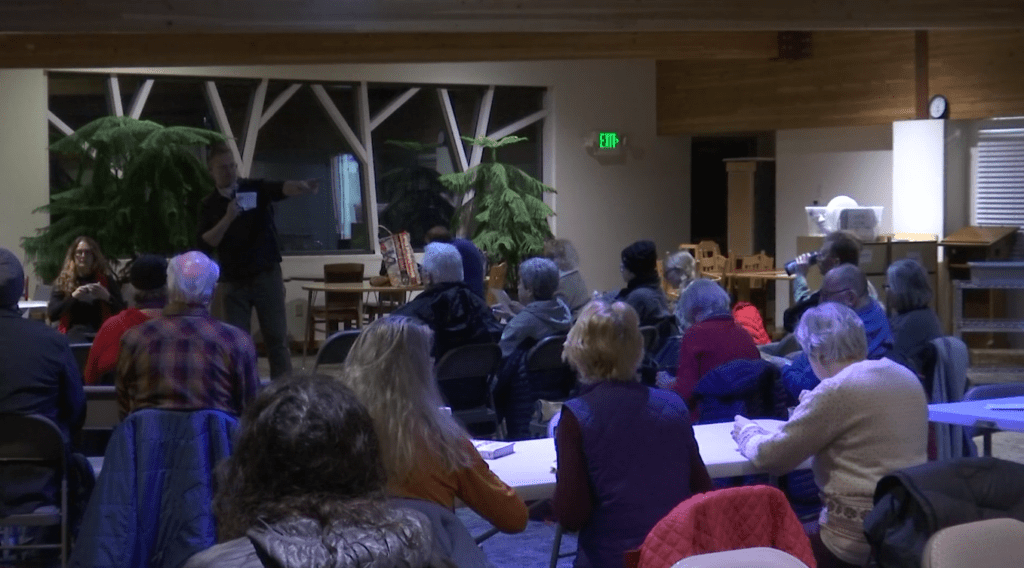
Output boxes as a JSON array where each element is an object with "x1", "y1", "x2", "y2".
[{"x1": 732, "y1": 303, "x2": 928, "y2": 568}]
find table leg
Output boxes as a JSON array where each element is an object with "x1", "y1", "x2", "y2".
[{"x1": 303, "y1": 289, "x2": 316, "y2": 369}]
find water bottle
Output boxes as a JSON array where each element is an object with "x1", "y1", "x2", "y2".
[{"x1": 784, "y1": 252, "x2": 818, "y2": 276}]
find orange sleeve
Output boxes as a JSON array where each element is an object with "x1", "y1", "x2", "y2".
[{"x1": 453, "y1": 441, "x2": 529, "y2": 534}]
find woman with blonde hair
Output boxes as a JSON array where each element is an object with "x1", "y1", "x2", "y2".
[
  {"x1": 48, "y1": 235, "x2": 124, "y2": 341},
  {"x1": 553, "y1": 300, "x2": 711, "y2": 568},
  {"x1": 338, "y1": 315, "x2": 528, "y2": 534}
]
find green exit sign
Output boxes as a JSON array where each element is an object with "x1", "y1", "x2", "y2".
[{"x1": 598, "y1": 132, "x2": 621, "y2": 149}]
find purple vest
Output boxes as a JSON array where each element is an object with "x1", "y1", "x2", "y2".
[{"x1": 564, "y1": 381, "x2": 699, "y2": 568}]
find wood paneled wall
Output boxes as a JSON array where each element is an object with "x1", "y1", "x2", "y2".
[
  {"x1": 930, "y1": 30, "x2": 1024, "y2": 120},
  {"x1": 657, "y1": 30, "x2": 1024, "y2": 134},
  {"x1": 3, "y1": 0, "x2": 1024, "y2": 33},
  {"x1": 0, "y1": 32, "x2": 777, "y2": 68}
]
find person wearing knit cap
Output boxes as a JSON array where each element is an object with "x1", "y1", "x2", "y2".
[
  {"x1": 614, "y1": 240, "x2": 676, "y2": 343},
  {"x1": 83, "y1": 254, "x2": 169, "y2": 385},
  {"x1": 1, "y1": 247, "x2": 92, "y2": 541}
]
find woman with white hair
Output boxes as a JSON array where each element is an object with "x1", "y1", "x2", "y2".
[
  {"x1": 886, "y1": 258, "x2": 942, "y2": 385},
  {"x1": 391, "y1": 242, "x2": 501, "y2": 359},
  {"x1": 663, "y1": 250, "x2": 697, "y2": 296},
  {"x1": 732, "y1": 303, "x2": 928, "y2": 568},
  {"x1": 553, "y1": 299, "x2": 711, "y2": 568},
  {"x1": 671, "y1": 280, "x2": 759, "y2": 419},
  {"x1": 338, "y1": 316, "x2": 528, "y2": 535}
]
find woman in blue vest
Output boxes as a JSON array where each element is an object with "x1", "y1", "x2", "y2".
[{"x1": 552, "y1": 299, "x2": 712, "y2": 568}]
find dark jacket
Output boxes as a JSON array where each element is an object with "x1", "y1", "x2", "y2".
[
  {"x1": 197, "y1": 179, "x2": 286, "y2": 281},
  {"x1": 693, "y1": 359, "x2": 786, "y2": 425},
  {"x1": 563, "y1": 382, "x2": 707, "y2": 568},
  {"x1": 615, "y1": 275, "x2": 676, "y2": 340},
  {"x1": 183, "y1": 513, "x2": 451, "y2": 568},
  {"x1": 70, "y1": 409, "x2": 238, "y2": 568},
  {"x1": 392, "y1": 282, "x2": 502, "y2": 359},
  {"x1": 0, "y1": 307, "x2": 86, "y2": 516},
  {"x1": 864, "y1": 457, "x2": 1024, "y2": 568}
]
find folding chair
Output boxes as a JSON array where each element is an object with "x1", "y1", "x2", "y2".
[
  {"x1": 313, "y1": 330, "x2": 361, "y2": 372},
  {"x1": 69, "y1": 343, "x2": 92, "y2": 378},
  {"x1": 524, "y1": 334, "x2": 575, "y2": 438},
  {"x1": 963, "y1": 383, "x2": 1024, "y2": 456},
  {"x1": 0, "y1": 413, "x2": 69, "y2": 568},
  {"x1": 434, "y1": 343, "x2": 504, "y2": 438}
]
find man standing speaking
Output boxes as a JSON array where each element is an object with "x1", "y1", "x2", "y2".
[{"x1": 198, "y1": 143, "x2": 318, "y2": 380}]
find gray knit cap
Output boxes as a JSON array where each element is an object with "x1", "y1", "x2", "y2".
[{"x1": 0, "y1": 248, "x2": 25, "y2": 308}]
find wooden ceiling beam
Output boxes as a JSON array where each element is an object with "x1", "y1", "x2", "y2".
[
  {"x1": 0, "y1": 32, "x2": 779, "y2": 68},
  {"x1": 2, "y1": 1, "x2": 1024, "y2": 33}
]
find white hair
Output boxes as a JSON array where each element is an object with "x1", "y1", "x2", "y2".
[
  {"x1": 422, "y1": 242, "x2": 463, "y2": 285},
  {"x1": 795, "y1": 302, "x2": 868, "y2": 365},
  {"x1": 167, "y1": 251, "x2": 219, "y2": 306},
  {"x1": 678, "y1": 279, "x2": 731, "y2": 324}
]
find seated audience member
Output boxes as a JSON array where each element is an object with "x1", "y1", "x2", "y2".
[
  {"x1": 669, "y1": 280, "x2": 760, "y2": 420},
  {"x1": 116, "y1": 251, "x2": 259, "y2": 419},
  {"x1": 184, "y1": 375, "x2": 442, "y2": 568},
  {"x1": 498, "y1": 257, "x2": 572, "y2": 358},
  {"x1": 0, "y1": 248, "x2": 93, "y2": 557},
  {"x1": 339, "y1": 316, "x2": 528, "y2": 534},
  {"x1": 425, "y1": 225, "x2": 486, "y2": 299},
  {"x1": 885, "y1": 259, "x2": 943, "y2": 387},
  {"x1": 545, "y1": 238, "x2": 591, "y2": 318},
  {"x1": 84, "y1": 254, "x2": 168, "y2": 385},
  {"x1": 391, "y1": 242, "x2": 501, "y2": 359},
  {"x1": 775, "y1": 264, "x2": 893, "y2": 401},
  {"x1": 495, "y1": 257, "x2": 573, "y2": 439},
  {"x1": 733, "y1": 303, "x2": 928, "y2": 568},
  {"x1": 663, "y1": 250, "x2": 697, "y2": 301},
  {"x1": 48, "y1": 235, "x2": 125, "y2": 342},
  {"x1": 783, "y1": 230, "x2": 862, "y2": 333},
  {"x1": 615, "y1": 240, "x2": 676, "y2": 341},
  {"x1": 554, "y1": 300, "x2": 712, "y2": 568}
]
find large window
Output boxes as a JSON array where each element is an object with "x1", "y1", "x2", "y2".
[
  {"x1": 46, "y1": 72, "x2": 548, "y2": 254},
  {"x1": 973, "y1": 120, "x2": 1024, "y2": 257}
]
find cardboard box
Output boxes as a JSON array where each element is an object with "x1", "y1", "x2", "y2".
[
  {"x1": 890, "y1": 240, "x2": 938, "y2": 273},
  {"x1": 859, "y1": 242, "x2": 889, "y2": 275}
]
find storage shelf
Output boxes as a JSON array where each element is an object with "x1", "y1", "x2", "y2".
[{"x1": 958, "y1": 319, "x2": 1024, "y2": 333}]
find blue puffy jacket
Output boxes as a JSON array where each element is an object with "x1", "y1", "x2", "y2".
[{"x1": 70, "y1": 409, "x2": 237, "y2": 568}]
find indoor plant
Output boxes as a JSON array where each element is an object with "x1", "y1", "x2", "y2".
[
  {"x1": 23, "y1": 116, "x2": 224, "y2": 282},
  {"x1": 439, "y1": 135, "x2": 555, "y2": 286}
]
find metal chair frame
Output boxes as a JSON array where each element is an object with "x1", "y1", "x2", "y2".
[
  {"x1": 313, "y1": 330, "x2": 361, "y2": 372},
  {"x1": 434, "y1": 343, "x2": 505, "y2": 439},
  {"x1": 0, "y1": 413, "x2": 69, "y2": 568}
]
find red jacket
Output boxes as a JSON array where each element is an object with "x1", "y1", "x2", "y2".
[
  {"x1": 633, "y1": 486, "x2": 815, "y2": 568},
  {"x1": 673, "y1": 315, "x2": 761, "y2": 421},
  {"x1": 733, "y1": 302, "x2": 772, "y2": 345}
]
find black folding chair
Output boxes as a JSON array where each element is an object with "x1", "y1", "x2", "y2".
[
  {"x1": 0, "y1": 414, "x2": 69, "y2": 568},
  {"x1": 313, "y1": 330, "x2": 361, "y2": 372},
  {"x1": 68, "y1": 343, "x2": 92, "y2": 378},
  {"x1": 434, "y1": 343, "x2": 504, "y2": 439},
  {"x1": 524, "y1": 334, "x2": 576, "y2": 438}
]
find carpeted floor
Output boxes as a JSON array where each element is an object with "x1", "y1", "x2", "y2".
[{"x1": 456, "y1": 507, "x2": 577, "y2": 568}]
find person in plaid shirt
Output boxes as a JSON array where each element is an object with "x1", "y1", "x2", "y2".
[{"x1": 116, "y1": 251, "x2": 260, "y2": 419}]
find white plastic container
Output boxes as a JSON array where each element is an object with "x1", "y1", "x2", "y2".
[{"x1": 805, "y1": 205, "x2": 884, "y2": 241}]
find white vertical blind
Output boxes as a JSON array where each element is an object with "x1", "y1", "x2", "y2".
[{"x1": 976, "y1": 126, "x2": 1024, "y2": 257}]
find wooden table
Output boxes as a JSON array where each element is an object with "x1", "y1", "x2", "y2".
[{"x1": 301, "y1": 282, "x2": 423, "y2": 365}]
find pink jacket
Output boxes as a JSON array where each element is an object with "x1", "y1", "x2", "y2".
[{"x1": 634, "y1": 486, "x2": 816, "y2": 568}]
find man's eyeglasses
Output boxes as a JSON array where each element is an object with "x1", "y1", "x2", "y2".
[{"x1": 820, "y1": 287, "x2": 851, "y2": 301}]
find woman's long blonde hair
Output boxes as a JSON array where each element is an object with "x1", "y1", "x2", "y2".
[
  {"x1": 54, "y1": 236, "x2": 112, "y2": 294},
  {"x1": 338, "y1": 316, "x2": 473, "y2": 483}
]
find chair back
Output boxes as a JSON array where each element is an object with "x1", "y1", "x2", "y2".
[
  {"x1": 485, "y1": 263, "x2": 508, "y2": 305},
  {"x1": 931, "y1": 336, "x2": 971, "y2": 460},
  {"x1": 83, "y1": 386, "x2": 119, "y2": 430},
  {"x1": 525, "y1": 334, "x2": 575, "y2": 401},
  {"x1": 69, "y1": 343, "x2": 92, "y2": 378},
  {"x1": 636, "y1": 485, "x2": 815, "y2": 568},
  {"x1": 639, "y1": 326, "x2": 659, "y2": 355},
  {"x1": 434, "y1": 343, "x2": 503, "y2": 436},
  {"x1": 670, "y1": 547, "x2": 810, "y2": 568},
  {"x1": 0, "y1": 413, "x2": 66, "y2": 466},
  {"x1": 922, "y1": 518, "x2": 1024, "y2": 568},
  {"x1": 0, "y1": 414, "x2": 68, "y2": 565},
  {"x1": 313, "y1": 330, "x2": 361, "y2": 371},
  {"x1": 963, "y1": 383, "x2": 1024, "y2": 402}
]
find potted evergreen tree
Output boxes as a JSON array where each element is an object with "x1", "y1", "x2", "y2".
[
  {"x1": 439, "y1": 135, "x2": 555, "y2": 287},
  {"x1": 23, "y1": 116, "x2": 225, "y2": 282}
]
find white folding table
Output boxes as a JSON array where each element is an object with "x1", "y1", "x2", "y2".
[{"x1": 928, "y1": 395, "x2": 1024, "y2": 456}]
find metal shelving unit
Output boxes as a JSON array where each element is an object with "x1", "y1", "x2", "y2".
[{"x1": 954, "y1": 278, "x2": 1024, "y2": 379}]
